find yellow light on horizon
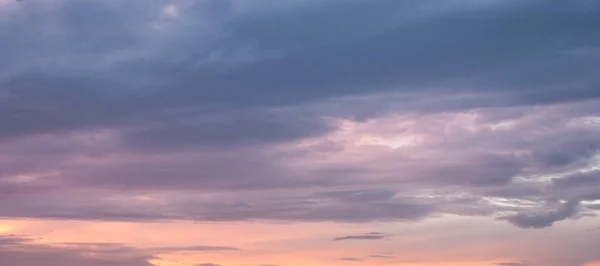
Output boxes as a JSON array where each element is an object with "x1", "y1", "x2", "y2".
[{"x1": 0, "y1": 224, "x2": 12, "y2": 234}]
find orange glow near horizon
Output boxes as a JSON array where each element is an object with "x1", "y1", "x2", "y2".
[{"x1": 1, "y1": 215, "x2": 598, "y2": 266}]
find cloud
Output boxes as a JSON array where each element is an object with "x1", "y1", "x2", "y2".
[
  {"x1": 121, "y1": 108, "x2": 333, "y2": 151},
  {"x1": 369, "y1": 255, "x2": 393, "y2": 259},
  {"x1": 0, "y1": 1, "x2": 599, "y2": 232},
  {"x1": 337, "y1": 257, "x2": 364, "y2": 262},
  {"x1": 1, "y1": 0, "x2": 599, "y2": 144},
  {"x1": 1, "y1": 3, "x2": 600, "y2": 266},
  {"x1": 498, "y1": 200, "x2": 580, "y2": 229},
  {"x1": 151, "y1": 245, "x2": 238, "y2": 252},
  {"x1": 0, "y1": 235, "x2": 238, "y2": 266},
  {"x1": 494, "y1": 261, "x2": 531, "y2": 266},
  {"x1": 333, "y1": 232, "x2": 390, "y2": 241},
  {"x1": 0, "y1": 235, "x2": 32, "y2": 245},
  {"x1": 551, "y1": 171, "x2": 600, "y2": 189},
  {"x1": 0, "y1": 236, "x2": 154, "y2": 266},
  {"x1": 0, "y1": 187, "x2": 435, "y2": 223},
  {"x1": 316, "y1": 189, "x2": 397, "y2": 202},
  {"x1": 0, "y1": 98, "x2": 598, "y2": 229}
]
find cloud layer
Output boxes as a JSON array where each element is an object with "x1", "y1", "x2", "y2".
[{"x1": 1, "y1": 0, "x2": 600, "y2": 265}]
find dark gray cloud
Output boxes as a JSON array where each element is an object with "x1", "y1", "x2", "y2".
[
  {"x1": 333, "y1": 232, "x2": 390, "y2": 241},
  {"x1": 551, "y1": 171, "x2": 600, "y2": 189},
  {"x1": 532, "y1": 138, "x2": 599, "y2": 169},
  {"x1": 166, "y1": 0, "x2": 600, "y2": 108},
  {"x1": 122, "y1": 108, "x2": 333, "y2": 151},
  {"x1": 498, "y1": 200, "x2": 580, "y2": 229},
  {"x1": 196, "y1": 264, "x2": 221, "y2": 266},
  {"x1": 420, "y1": 153, "x2": 526, "y2": 187}
]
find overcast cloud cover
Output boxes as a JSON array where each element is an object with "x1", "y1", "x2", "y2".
[{"x1": 1, "y1": 0, "x2": 599, "y2": 265}]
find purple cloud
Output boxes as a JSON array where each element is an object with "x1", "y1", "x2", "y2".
[
  {"x1": 0, "y1": 0, "x2": 598, "y2": 234},
  {"x1": 333, "y1": 232, "x2": 391, "y2": 241},
  {"x1": 0, "y1": 235, "x2": 237, "y2": 266}
]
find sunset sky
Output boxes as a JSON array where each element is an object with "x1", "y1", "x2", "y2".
[{"x1": 1, "y1": 1, "x2": 600, "y2": 266}]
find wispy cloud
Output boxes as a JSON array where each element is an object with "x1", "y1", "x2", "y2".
[
  {"x1": 333, "y1": 232, "x2": 391, "y2": 241},
  {"x1": 494, "y1": 261, "x2": 531, "y2": 266},
  {"x1": 337, "y1": 257, "x2": 364, "y2": 262}
]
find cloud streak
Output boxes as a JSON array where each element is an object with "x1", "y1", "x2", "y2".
[{"x1": 333, "y1": 232, "x2": 390, "y2": 241}]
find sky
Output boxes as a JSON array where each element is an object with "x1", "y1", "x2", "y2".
[{"x1": 0, "y1": 0, "x2": 600, "y2": 265}]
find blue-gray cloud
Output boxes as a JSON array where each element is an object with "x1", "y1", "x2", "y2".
[{"x1": 1, "y1": 0, "x2": 599, "y2": 145}]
